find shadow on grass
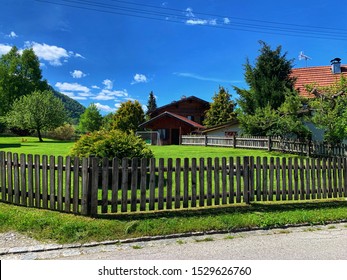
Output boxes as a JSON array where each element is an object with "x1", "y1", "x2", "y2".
[
  {"x1": 97, "y1": 200, "x2": 347, "y2": 221},
  {"x1": 0, "y1": 143, "x2": 21, "y2": 149}
]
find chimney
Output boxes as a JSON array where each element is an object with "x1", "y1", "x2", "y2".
[{"x1": 331, "y1": 58, "x2": 342, "y2": 74}]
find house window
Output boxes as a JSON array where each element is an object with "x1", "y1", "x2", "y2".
[
  {"x1": 187, "y1": 115, "x2": 194, "y2": 121},
  {"x1": 158, "y1": 129, "x2": 168, "y2": 140}
]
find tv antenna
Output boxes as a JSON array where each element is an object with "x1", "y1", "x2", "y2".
[{"x1": 298, "y1": 51, "x2": 312, "y2": 67}]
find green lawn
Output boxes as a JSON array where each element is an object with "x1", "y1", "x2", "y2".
[{"x1": 0, "y1": 136, "x2": 298, "y2": 160}]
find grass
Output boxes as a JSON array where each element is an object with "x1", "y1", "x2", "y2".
[
  {"x1": 0, "y1": 200, "x2": 346, "y2": 244},
  {"x1": 0, "y1": 136, "x2": 300, "y2": 160}
]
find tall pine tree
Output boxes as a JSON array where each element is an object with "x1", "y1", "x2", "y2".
[{"x1": 146, "y1": 91, "x2": 157, "y2": 116}]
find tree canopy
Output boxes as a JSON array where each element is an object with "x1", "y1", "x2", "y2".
[
  {"x1": 0, "y1": 46, "x2": 49, "y2": 116},
  {"x1": 203, "y1": 86, "x2": 236, "y2": 127},
  {"x1": 112, "y1": 100, "x2": 145, "y2": 133},
  {"x1": 5, "y1": 90, "x2": 67, "y2": 142},
  {"x1": 78, "y1": 103, "x2": 103, "y2": 133},
  {"x1": 234, "y1": 41, "x2": 296, "y2": 114}
]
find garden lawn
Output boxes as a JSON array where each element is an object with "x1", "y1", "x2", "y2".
[{"x1": 0, "y1": 136, "x2": 300, "y2": 160}]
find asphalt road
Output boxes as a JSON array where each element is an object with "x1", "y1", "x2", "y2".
[{"x1": 48, "y1": 222, "x2": 347, "y2": 260}]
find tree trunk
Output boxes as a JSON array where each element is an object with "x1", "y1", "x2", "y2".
[{"x1": 37, "y1": 128, "x2": 43, "y2": 142}]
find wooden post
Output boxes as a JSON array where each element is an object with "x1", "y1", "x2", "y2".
[
  {"x1": 233, "y1": 134, "x2": 237, "y2": 149},
  {"x1": 268, "y1": 136, "x2": 272, "y2": 151}
]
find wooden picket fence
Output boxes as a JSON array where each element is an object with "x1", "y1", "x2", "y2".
[
  {"x1": 0, "y1": 151, "x2": 346, "y2": 217},
  {"x1": 181, "y1": 135, "x2": 347, "y2": 157}
]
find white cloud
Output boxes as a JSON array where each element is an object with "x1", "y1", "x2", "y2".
[
  {"x1": 93, "y1": 89, "x2": 128, "y2": 100},
  {"x1": 224, "y1": 17, "x2": 231, "y2": 24},
  {"x1": 92, "y1": 85, "x2": 100, "y2": 89},
  {"x1": 7, "y1": 31, "x2": 18, "y2": 38},
  {"x1": 174, "y1": 72, "x2": 242, "y2": 83},
  {"x1": 94, "y1": 103, "x2": 114, "y2": 112},
  {"x1": 186, "y1": 19, "x2": 208, "y2": 25},
  {"x1": 131, "y1": 73, "x2": 148, "y2": 84},
  {"x1": 71, "y1": 70, "x2": 86, "y2": 79},
  {"x1": 55, "y1": 82, "x2": 90, "y2": 93},
  {"x1": 103, "y1": 79, "x2": 113, "y2": 90},
  {"x1": 185, "y1": 7, "x2": 195, "y2": 17},
  {"x1": 0, "y1": 44, "x2": 12, "y2": 55},
  {"x1": 24, "y1": 41, "x2": 83, "y2": 66}
]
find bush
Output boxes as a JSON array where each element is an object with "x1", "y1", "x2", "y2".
[
  {"x1": 69, "y1": 129, "x2": 153, "y2": 159},
  {"x1": 48, "y1": 123, "x2": 75, "y2": 140}
]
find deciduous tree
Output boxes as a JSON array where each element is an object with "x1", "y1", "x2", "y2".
[
  {"x1": 112, "y1": 100, "x2": 145, "y2": 133},
  {"x1": 78, "y1": 103, "x2": 103, "y2": 133},
  {"x1": 6, "y1": 90, "x2": 67, "y2": 142}
]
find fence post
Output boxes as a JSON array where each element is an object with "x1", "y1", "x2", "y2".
[
  {"x1": 268, "y1": 136, "x2": 272, "y2": 151},
  {"x1": 204, "y1": 135, "x2": 208, "y2": 146},
  {"x1": 233, "y1": 134, "x2": 236, "y2": 148}
]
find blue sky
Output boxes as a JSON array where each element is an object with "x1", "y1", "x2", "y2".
[{"x1": 1, "y1": 0, "x2": 347, "y2": 114}]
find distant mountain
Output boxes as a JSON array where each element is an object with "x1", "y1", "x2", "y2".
[{"x1": 49, "y1": 86, "x2": 86, "y2": 124}]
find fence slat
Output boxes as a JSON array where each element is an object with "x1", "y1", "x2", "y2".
[
  {"x1": 214, "y1": 158, "x2": 220, "y2": 206},
  {"x1": 229, "y1": 157, "x2": 235, "y2": 204},
  {"x1": 42, "y1": 155, "x2": 48, "y2": 208},
  {"x1": 57, "y1": 156, "x2": 64, "y2": 211},
  {"x1": 13, "y1": 153, "x2": 20, "y2": 205},
  {"x1": 49, "y1": 156, "x2": 56, "y2": 210},
  {"x1": 191, "y1": 158, "x2": 197, "y2": 207},
  {"x1": 121, "y1": 158, "x2": 128, "y2": 213},
  {"x1": 27, "y1": 154, "x2": 34, "y2": 207},
  {"x1": 72, "y1": 157, "x2": 80, "y2": 213},
  {"x1": 149, "y1": 158, "x2": 156, "y2": 211},
  {"x1": 175, "y1": 158, "x2": 181, "y2": 209},
  {"x1": 140, "y1": 158, "x2": 147, "y2": 211},
  {"x1": 0, "y1": 152, "x2": 6, "y2": 201},
  {"x1": 111, "y1": 158, "x2": 119, "y2": 213},
  {"x1": 183, "y1": 158, "x2": 189, "y2": 208},
  {"x1": 65, "y1": 156, "x2": 71, "y2": 213},
  {"x1": 199, "y1": 158, "x2": 205, "y2": 207},
  {"x1": 102, "y1": 158, "x2": 109, "y2": 213},
  {"x1": 166, "y1": 158, "x2": 173, "y2": 210},
  {"x1": 262, "y1": 157, "x2": 268, "y2": 202},
  {"x1": 131, "y1": 158, "x2": 138, "y2": 212},
  {"x1": 90, "y1": 157, "x2": 99, "y2": 216},
  {"x1": 221, "y1": 157, "x2": 227, "y2": 204},
  {"x1": 236, "y1": 157, "x2": 241, "y2": 203},
  {"x1": 20, "y1": 154, "x2": 27, "y2": 206},
  {"x1": 34, "y1": 155, "x2": 40, "y2": 207},
  {"x1": 269, "y1": 157, "x2": 274, "y2": 201},
  {"x1": 81, "y1": 157, "x2": 89, "y2": 216},
  {"x1": 158, "y1": 158, "x2": 165, "y2": 210},
  {"x1": 207, "y1": 158, "x2": 213, "y2": 206}
]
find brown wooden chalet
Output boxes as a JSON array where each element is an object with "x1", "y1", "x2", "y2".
[{"x1": 139, "y1": 96, "x2": 209, "y2": 145}]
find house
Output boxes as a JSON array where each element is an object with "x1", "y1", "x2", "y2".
[
  {"x1": 201, "y1": 119, "x2": 241, "y2": 137},
  {"x1": 139, "y1": 96, "x2": 209, "y2": 145},
  {"x1": 292, "y1": 58, "x2": 347, "y2": 98}
]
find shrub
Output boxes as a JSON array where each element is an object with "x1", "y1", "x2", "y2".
[
  {"x1": 69, "y1": 129, "x2": 153, "y2": 159},
  {"x1": 48, "y1": 123, "x2": 75, "y2": 140}
]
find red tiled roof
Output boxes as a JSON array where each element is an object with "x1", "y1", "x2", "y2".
[{"x1": 291, "y1": 65, "x2": 347, "y2": 98}]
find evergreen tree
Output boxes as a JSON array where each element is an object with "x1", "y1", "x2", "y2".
[
  {"x1": 146, "y1": 91, "x2": 157, "y2": 115},
  {"x1": 234, "y1": 41, "x2": 296, "y2": 114},
  {"x1": 203, "y1": 86, "x2": 236, "y2": 127}
]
